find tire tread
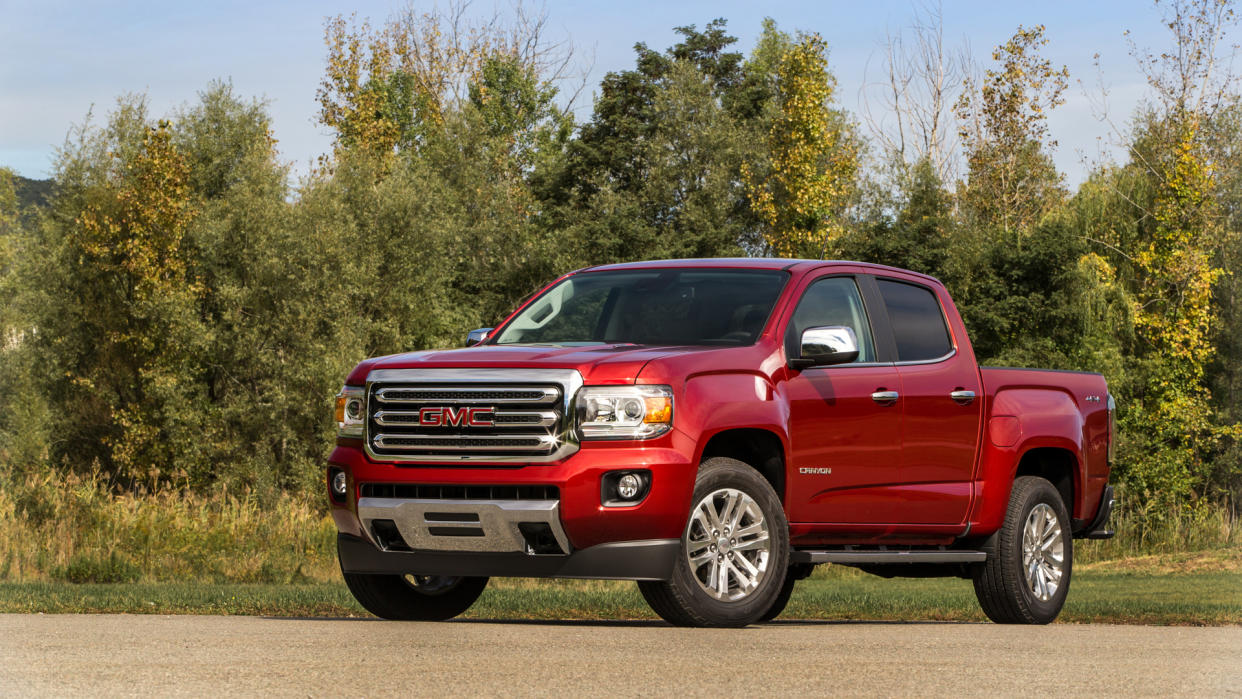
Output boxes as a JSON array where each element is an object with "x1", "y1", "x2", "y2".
[
  {"x1": 639, "y1": 457, "x2": 789, "y2": 628},
  {"x1": 972, "y1": 476, "x2": 1072, "y2": 625}
]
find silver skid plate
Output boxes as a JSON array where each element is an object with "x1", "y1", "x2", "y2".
[{"x1": 358, "y1": 497, "x2": 571, "y2": 554}]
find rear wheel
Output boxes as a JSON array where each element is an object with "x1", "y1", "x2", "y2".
[
  {"x1": 972, "y1": 476, "x2": 1072, "y2": 624},
  {"x1": 638, "y1": 457, "x2": 789, "y2": 627},
  {"x1": 341, "y1": 563, "x2": 488, "y2": 621}
]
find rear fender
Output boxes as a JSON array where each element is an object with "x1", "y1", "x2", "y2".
[{"x1": 969, "y1": 388, "x2": 1085, "y2": 534}]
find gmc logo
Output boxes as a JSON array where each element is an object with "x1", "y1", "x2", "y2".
[{"x1": 418, "y1": 406, "x2": 495, "y2": 427}]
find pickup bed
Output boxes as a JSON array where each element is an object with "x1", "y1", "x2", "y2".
[{"x1": 328, "y1": 258, "x2": 1114, "y2": 626}]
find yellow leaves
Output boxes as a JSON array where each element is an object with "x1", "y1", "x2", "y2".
[
  {"x1": 78, "y1": 122, "x2": 198, "y2": 304},
  {"x1": 1130, "y1": 117, "x2": 1224, "y2": 412},
  {"x1": 744, "y1": 32, "x2": 858, "y2": 259},
  {"x1": 955, "y1": 24, "x2": 1068, "y2": 234},
  {"x1": 317, "y1": 7, "x2": 545, "y2": 165}
]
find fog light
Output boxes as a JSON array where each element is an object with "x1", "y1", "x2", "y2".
[
  {"x1": 602, "y1": 470, "x2": 650, "y2": 507},
  {"x1": 332, "y1": 470, "x2": 347, "y2": 496},
  {"x1": 617, "y1": 473, "x2": 642, "y2": 499}
]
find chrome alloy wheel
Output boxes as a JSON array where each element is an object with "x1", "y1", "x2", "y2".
[
  {"x1": 1022, "y1": 503, "x2": 1065, "y2": 602},
  {"x1": 684, "y1": 488, "x2": 771, "y2": 602}
]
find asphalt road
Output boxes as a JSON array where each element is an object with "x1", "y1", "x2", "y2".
[{"x1": 2, "y1": 615, "x2": 1239, "y2": 696}]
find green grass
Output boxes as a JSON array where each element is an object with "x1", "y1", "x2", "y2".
[
  {"x1": 1, "y1": 471, "x2": 1237, "y2": 624},
  {"x1": 3, "y1": 562, "x2": 1238, "y2": 625}
]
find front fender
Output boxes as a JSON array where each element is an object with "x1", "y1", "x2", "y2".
[{"x1": 678, "y1": 371, "x2": 791, "y2": 467}]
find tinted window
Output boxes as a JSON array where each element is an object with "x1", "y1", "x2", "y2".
[
  {"x1": 785, "y1": 277, "x2": 876, "y2": 363},
  {"x1": 495, "y1": 269, "x2": 788, "y2": 346},
  {"x1": 876, "y1": 279, "x2": 952, "y2": 361}
]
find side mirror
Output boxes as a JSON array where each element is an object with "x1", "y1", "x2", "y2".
[
  {"x1": 466, "y1": 327, "x2": 493, "y2": 346},
  {"x1": 790, "y1": 326, "x2": 859, "y2": 369}
]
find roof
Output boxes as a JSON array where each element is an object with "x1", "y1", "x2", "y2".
[{"x1": 579, "y1": 258, "x2": 942, "y2": 284}]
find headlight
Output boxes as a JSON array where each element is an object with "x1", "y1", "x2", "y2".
[
  {"x1": 334, "y1": 385, "x2": 366, "y2": 438},
  {"x1": 575, "y1": 385, "x2": 673, "y2": 440}
]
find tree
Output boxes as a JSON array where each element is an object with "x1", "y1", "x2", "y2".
[
  {"x1": 0, "y1": 168, "x2": 16, "y2": 237},
  {"x1": 955, "y1": 25, "x2": 1069, "y2": 237},
  {"x1": 744, "y1": 32, "x2": 859, "y2": 258},
  {"x1": 550, "y1": 19, "x2": 764, "y2": 263},
  {"x1": 23, "y1": 100, "x2": 206, "y2": 488},
  {"x1": 173, "y1": 82, "x2": 337, "y2": 492},
  {"x1": 317, "y1": 3, "x2": 576, "y2": 161},
  {"x1": 839, "y1": 158, "x2": 953, "y2": 278},
  {"x1": 863, "y1": 2, "x2": 965, "y2": 182},
  {"x1": 1085, "y1": 0, "x2": 1241, "y2": 509}
]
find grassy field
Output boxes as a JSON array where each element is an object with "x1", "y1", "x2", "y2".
[
  {"x1": 3, "y1": 550, "x2": 1238, "y2": 625},
  {"x1": 1, "y1": 471, "x2": 1238, "y2": 624},
  {"x1": 2, "y1": 471, "x2": 1237, "y2": 586}
]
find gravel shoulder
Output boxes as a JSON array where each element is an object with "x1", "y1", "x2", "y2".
[{"x1": 1, "y1": 614, "x2": 1239, "y2": 697}]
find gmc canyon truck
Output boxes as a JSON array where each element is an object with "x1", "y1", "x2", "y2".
[{"x1": 328, "y1": 259, "x2": 1115, "y2": 627}]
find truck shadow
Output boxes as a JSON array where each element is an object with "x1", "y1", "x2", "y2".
[{"x1": 260, "y1": 616, "x2": 982, "y2": 628}]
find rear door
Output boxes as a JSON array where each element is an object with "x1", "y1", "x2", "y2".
[
  {"x1": 782, "y1": 274, "x2": 903, "y2": 524},
  {"x1": 874, "y1": 277, "x2": 982, "y2": 524}
]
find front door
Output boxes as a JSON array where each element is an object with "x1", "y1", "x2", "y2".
[{"x1": 782, "y1": 275, "x2": 903, "y2": 524}]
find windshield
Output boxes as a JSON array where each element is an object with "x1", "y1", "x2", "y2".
[{"x1": 493, "y1": 269, "x2": 789, "y2": 346}]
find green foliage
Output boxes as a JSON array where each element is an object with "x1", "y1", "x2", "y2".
[
  {"x1": 16, "y1": 104, "x2": 208, "y2": 488},
  {"x1": 468, "y1": 54, "x2": 567, "y2": 169},
  {"x1": 551, "y1": 19, "x2": 764, "y2": 263},
  {"x1": 0, "y1": 9, "x2": 1239, "y2": 538},
  {"x1": 840, "y1": 158, "x2": 953, "y2": 278},
  {"x1": 51, "y1": 551, "x2": 140, "y2": 584},
  {"x1": 0, "y1": 168, "x2": 17, "y2": 236}
]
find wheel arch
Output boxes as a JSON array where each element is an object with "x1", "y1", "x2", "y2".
[
  {"x1": 1013, "y1": 446, "x2": 1078, "y2": 519},
  {"x1": 698, "y1": 428, "x2": 788, "y2": 503}
]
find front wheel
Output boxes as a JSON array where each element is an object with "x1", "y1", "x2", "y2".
[
  {"x1": 342, "y1": 570, "x2": 489, "y2": 621},
  {"x1": 759, "y1": 563, "x2": 814, "y2": 622},
  {"x1": 972, "y1": 476, "x2": 1073, "y2": 624},
  {"x1": 639, "y1": 457, "x2": 790, "y2": 627}
]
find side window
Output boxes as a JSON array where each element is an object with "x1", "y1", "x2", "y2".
[
  {"x1": 876, "y1": 279, "x2": 952, "y2": 361},
  {"x1": 786, "y1": 277, "x2": 876, "y2": 363}
]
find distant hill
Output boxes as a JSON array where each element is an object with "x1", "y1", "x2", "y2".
[{"x1": 13, "y1": 173, "x2": 53, "y2": 210}]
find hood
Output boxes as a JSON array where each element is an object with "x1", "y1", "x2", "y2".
[{"x1": 349, "y1": 343, "x2": 713, "y2": 385}]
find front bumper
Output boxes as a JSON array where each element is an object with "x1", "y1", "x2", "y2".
[
  {"x1": 328, "y1": 432, "x2": 697, "y2": 577},
  {"x1": 338, "y1": 533, "x2": 679, "y2": 580}
]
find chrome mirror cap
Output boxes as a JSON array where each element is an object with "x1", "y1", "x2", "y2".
[
  {"x1": 466, "y1": 327, "x2": 493, "y2": 346},
  {"x1": 796, "y1": 325, "x2": 860, "y2": 368}
]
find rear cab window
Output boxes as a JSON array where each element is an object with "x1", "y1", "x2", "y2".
[{"x1": 875, "y1": 278, "x2": 952, "y2": 362}]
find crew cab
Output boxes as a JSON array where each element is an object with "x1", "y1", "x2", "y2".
[{"x1": 328, "y1": 259, "x2": 1115, "y2": 626}]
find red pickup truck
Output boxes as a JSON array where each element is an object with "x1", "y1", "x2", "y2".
[{"x1": 328, "y1": 259, "x2": 1115, "y2": 626}]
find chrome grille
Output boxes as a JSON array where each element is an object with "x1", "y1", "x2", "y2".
[
  {"x1": 374, "y1": 387, "x2": 559, "y2": 404},
  {"x1": 365, "y1": 369, "x2": 582, "y2": 463}
]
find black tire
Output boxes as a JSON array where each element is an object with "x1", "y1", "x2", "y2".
[
  {"x1": 972, "y1": 476, "x2": 1073, "y2": 624},
  {"x1": 759, "y1": 574, "x2": 797, "y2": 622},
  {"x1": 341, "y1": 561, "x2": 488, "y2": 621},
  {"x1": 638, "y1": 457, "x2": 789, "y2": 628}
]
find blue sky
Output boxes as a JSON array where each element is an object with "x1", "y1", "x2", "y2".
[{"x1": 1, "y1": 1, "x2": 1171, "y2": 186}]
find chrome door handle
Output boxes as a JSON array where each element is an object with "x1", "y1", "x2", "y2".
[
  {"x1": 871, "y1": 390, "x2": 899, "y2": 404},
  {"x1": 950, "y1": 390, "x2": 976, "y2": 404}
]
